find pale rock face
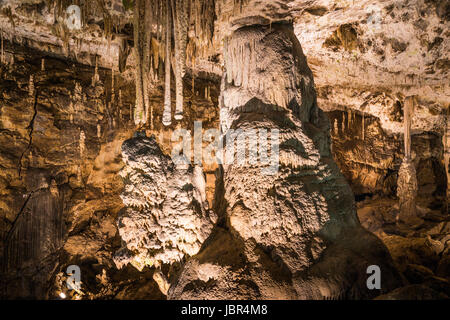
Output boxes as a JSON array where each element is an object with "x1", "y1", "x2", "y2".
[
  {"x1": 115, "y1": 135, "x2": 217, "y2": 270},
  {"x1": 169, "y1": 23, "x2": 402, "y2": 300}
]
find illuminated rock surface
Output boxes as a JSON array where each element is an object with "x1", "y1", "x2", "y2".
[
  {"x1": 115, "y1": 135, "x2": 217, "y2": 270},
  {"x1": 0, "y1": 0, "x2": 448, "y2": 300},
  {"x1": 168, "y1": 23, "x2": 402, "y2": 300}
]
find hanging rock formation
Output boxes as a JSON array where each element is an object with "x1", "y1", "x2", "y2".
[{"x1": 168, "y1": 23, "x2": 402, "y2": 300}]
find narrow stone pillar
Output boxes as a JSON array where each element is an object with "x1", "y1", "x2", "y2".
[{"x1": 397, "y1": 96, "x2": 419, "y2": 224}]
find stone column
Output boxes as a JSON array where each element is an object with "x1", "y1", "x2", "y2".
[
  {"x1": 169, "y1": 23, "x2": 402, "y2": 300},
  {"x1": 397, "y1": 96, "x2": 419, "y2": 224}
]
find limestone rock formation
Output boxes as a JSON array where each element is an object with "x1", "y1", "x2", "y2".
[
  {"x1": 168, "y1": 23, "x2": 402, "y2": 300},
  {"x1": 115, "y1": 135, "x2": 217, "y2": 270},
  {"x1": 0, "y1": 0, "x2": 447, "y2": 301}
]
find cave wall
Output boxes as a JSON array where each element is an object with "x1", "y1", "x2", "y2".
[
  {"x1": 0, "y1": 0, "x2": 448, "y2": 300},
  {"x1": 326, "y1": 109, "x2": 447, "y2": 204}
]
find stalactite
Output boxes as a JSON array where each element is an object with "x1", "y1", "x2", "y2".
[
  {"x1": 361, "y1": 112, "x2": 365, "y2": 141},
  {"x1": 134, "y1": 0, "x2": 162, "y2": 126},
  {"x1": 97, "y1": 123, "x2": 101, "y2": 138},
  {"x1": 162, "y1": 1, "x2": 172, "y2": 126},
  {"x1": 92, "y1": 56, "x2": 100, "y2": 86},
  {"x1": 444, "y1": 107, "x2": 450, "y2": 208},
  {"x1": 111, "y1": 68, "x2": 115, "y2": 103},
  {"x1": 171, "y1": 0, "x2": 189, "y2": 120},
  {"x1": 28, "y1": 75, "x2": 35, "y2": 97},
  {"x1": 150, "y1": 105, "x2": 154, "y2": 130},
  {"x1": 131, "y1": 0, "x2": 216, "y2": 126},
  {"x1": 397, "y1": 96, "x2": 419, "y2": 224},
  {"x1": 77, "y1": 165, "x2": 82, "y2": 184},
  {"x1": 41, "y1": 58, "x2": 45, "y2": 71},
  {"x1": 0, "y1": 31, "x2": 4, "y2": 64}
]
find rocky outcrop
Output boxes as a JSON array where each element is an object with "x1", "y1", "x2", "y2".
[{"x1": 168, "y1": 23, "x2": 402, "y2": 300}]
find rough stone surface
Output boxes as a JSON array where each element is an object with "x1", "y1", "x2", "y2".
[
  {"x1": 168, "y1": 24, "x2": 402, "y2": 300},
  {"x1": 114, "y1": 135, "x2": 217, "y2": 270}
]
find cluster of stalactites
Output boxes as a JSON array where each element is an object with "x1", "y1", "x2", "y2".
[
  {"x1": 134, "y1": 0, "x2": 217, "y2": 127},
  {"x1": 223, "y1": 28, "x2": 307, "y2": 112},
  {"x1": 133, "y1": 0, "x2": 186, "y2": 126}
]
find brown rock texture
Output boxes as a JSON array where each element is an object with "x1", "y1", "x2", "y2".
[{"x1": 0, "y1": 0, "x2": 447, "y2": 300}]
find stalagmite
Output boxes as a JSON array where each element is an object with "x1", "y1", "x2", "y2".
[
  {"x1": 41, "y1": 58, "x2": 45, "y2": 71},
  {"x1": 162, "y1": 1, "x2": 172, "y2": 126},
  {"x1": 153, "y1": 270, "x2": 170, "y2": 295},
  {"x1": 397, "y1": 96, "x2": 419, "y2": 224},
  {"x1": 170, "y1": 22, "x2": 401, "y2": 300},
  {"x1": 97, "y1": 123, "x2": 101, "y2": 138}
]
